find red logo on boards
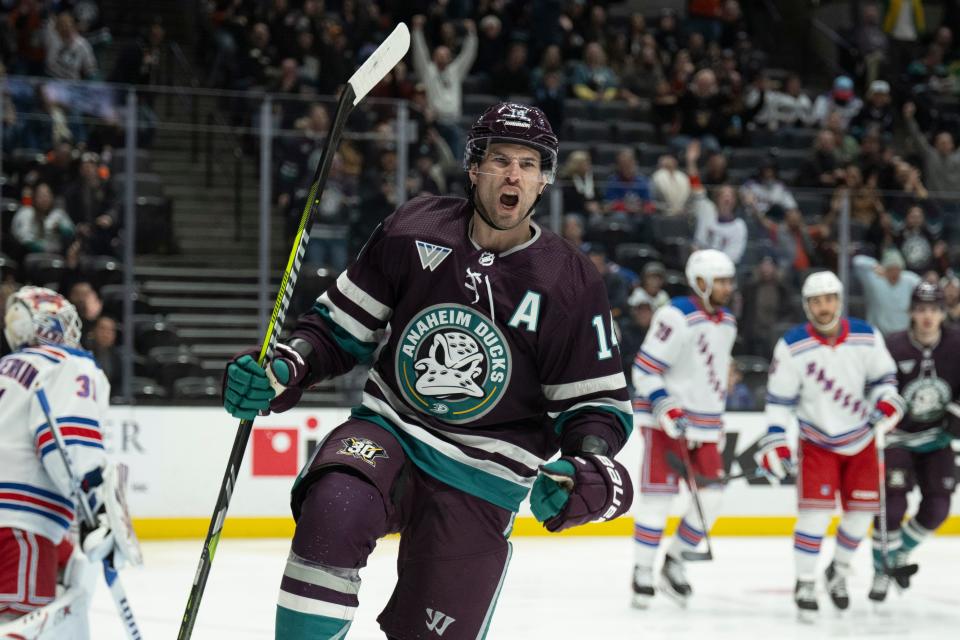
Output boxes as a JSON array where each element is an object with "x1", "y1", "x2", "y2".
[{"x1": 251, "y1": 428, "x2": 299, "y2": 476}]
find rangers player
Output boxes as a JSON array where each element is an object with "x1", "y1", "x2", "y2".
[
  {"x1": 630, "y1": 249, "x2": 737, "y2": 607},
  {"x1": 870, "y1": 282, "x2": 960, "y2": 602},
  {"x1": 757, "y1": 271, "x2": 904, "y2": 618},
  {"x1": 223, "y1": 102, "x2": 634, "y2": 639},
  {"x1": 0, "y1": 286, "x2": 135, "y2": 637}
]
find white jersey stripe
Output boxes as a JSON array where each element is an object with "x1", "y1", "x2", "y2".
[
  {"x1": 284, "y1": 556, "x2": 360, "y2": 595},
  {"x1": 547, "y1": 398, "x2": 633, "y2": 419},
  {"x1": 542, "y1": 372, "x2": 627, "y2": 401},
  {"x1": 318, "y1": 292, "x2": 378, "y2": 344},
  {"x1": 336, "y1": 272, "x2": 391, "y2": 321},
  {"x1": 277, "y1": 590, "x2": 357, "y2": 620}
]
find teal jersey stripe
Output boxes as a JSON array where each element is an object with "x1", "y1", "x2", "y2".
[
  {"x1": 552, "y1": 404, "x2": 634, "y2": 439},
  {"x1": 276, "y1": 606, "x2": 351, "y2": 639},
  {"x1": 351, "y1": 407, "x2": 530, "y2": 512},
  {"x1": 312, "y1": 303, "x2": 379, "y2": 363}
]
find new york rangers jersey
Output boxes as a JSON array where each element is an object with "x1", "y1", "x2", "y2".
[
  {"x1": 765, "y1": 318, "x2": 898, "y2": 456},
  {"x1": 0, "y1": 345, "x2": 109, "y2": 543},
  {"x1": 288, "y1": 195, "x2": 633, "y2": 513},
  {"x1": 632, "y1": 296, "x2": 738, "y2": 442}
]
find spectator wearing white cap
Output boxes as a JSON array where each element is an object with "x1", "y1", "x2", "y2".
[
  {"x1": 619, "y1": 288, "x2": 655, "y2": 385},
  {"x1": 853, "y1": 249, "x2": 922, "y2": 335},
  {"x1": 638, "y1": 262, "x2": 670, "y2": 311},
  {"x1": 811, "y1": 75, "x2": 863, "y2": 129},
  {"x1": 850, "y1": 80, "x2": 894, "y2": 138}
]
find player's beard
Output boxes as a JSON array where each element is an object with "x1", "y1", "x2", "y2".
[{"x1": 476, "y1": 183, "x2": 536, "y2": 231}]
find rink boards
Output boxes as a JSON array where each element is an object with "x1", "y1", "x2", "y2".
[{"x1": 99, "y1": 407, "x2": 960, "y2": 538}]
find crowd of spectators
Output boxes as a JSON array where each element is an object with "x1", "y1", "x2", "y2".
[{"x1": 5, "y1": 1, "x2": 960, "y2": 404}]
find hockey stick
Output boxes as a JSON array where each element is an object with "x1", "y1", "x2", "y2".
[
  {"x1": 873, "y1": 427, "x2": 919, "y2": 585},
  {"x1": 666, "y1": 444, "x2": 715, "y2": 561},
  {"x1": 176, "y1": 22, "x2": 410, "y2": 640},
  {"x1": 33, "y1": 389, "x2": 142, "y2": 640},
  {"x1": 665, "y1": 453, "x2": 763, "y2": 487}
]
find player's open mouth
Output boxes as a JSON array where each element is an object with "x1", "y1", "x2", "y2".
[{"x1": 499, "y1": 193, "x2": 519, "y2": 209}]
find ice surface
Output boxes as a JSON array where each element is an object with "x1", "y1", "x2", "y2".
[{"x1": 90, "y1": 536, "x2": 959, "y2": 639}]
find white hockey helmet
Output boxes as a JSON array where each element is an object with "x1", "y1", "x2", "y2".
[
  {"x1": 685, "y1": 249, "x2": 735, "y2": 303},
  {"x1": 4, "y1": 286, "x2": 82, "y2": 352},
  {"x1": 801, "y1": 270, "x2": 844, "y2": 331}
]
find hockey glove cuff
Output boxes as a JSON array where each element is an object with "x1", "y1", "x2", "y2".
[
  {"x1": 652, "y1": 397, "x2": 688, "y2": 439},
  {"x1": 265, "y1": 342, "x2": 310, "y2": 413},
  {"x1": 530, "y1": 454, "x2": 633, "y2": 533},
  {"x1": 80, "y1": 509, "x2": 124, "y2": 570},
  {"x1": 872, "y1": 394, "x2": 905, "y2": 434},
  {"x1": 754, "y1": 427, "x2": 794, "y2": 482}
]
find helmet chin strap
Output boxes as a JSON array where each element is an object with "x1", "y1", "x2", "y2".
[
  {"x1": 467, "y1": 182, "x2": 543, "y2": 232},
  {"x1": 804, "y1": 304, "x2": 842, "y2": 333}
]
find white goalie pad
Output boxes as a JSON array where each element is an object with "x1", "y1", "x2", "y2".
[
  {"x1": 101, "y1": 463, "x2": 143, "y2": 568},
  {"x1": 0, "y1": 551, "x2": 97, "y2": 640}
]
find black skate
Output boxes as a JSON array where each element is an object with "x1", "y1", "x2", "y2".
[
  {"x1": 794, "y1": 579, "x2": 818, "y2": 622},
  {"x1": 868, "y1": 571, "x2": 890, "y2": 604},
  {"x1": 659, "y1": 555, "x2": 692, "y2": 607},
  {"x1": 631, "y1": 565, "x2": 655, "y2": 609},
  {"x1": 824, "y1": 561, "x2": 850, "y2": 610}
]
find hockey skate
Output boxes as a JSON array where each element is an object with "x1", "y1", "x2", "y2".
[
  {"x1": 631, "y1": 565, "x2": 655, "y2": 609},
  {"x1": 659, "y1": 555, "x2": 692, "y2": 607},
  {"x1": 824, "y1": 561, "x2": 850, "y2": 610},
  {"x1": 794, "y1": 579, "x2": 818, "y2": 622},
  {"x1": 868, "y1": 571, "x2": 891, "y2": 607}
]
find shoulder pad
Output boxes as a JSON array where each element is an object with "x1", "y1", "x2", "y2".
[{"x1": 847, "y1": 317, "x2": 875, "y2": 335}]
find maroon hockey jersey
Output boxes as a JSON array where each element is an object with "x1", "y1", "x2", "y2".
[{"x1": 290, "y1": 195, "x2": 633, "y2": 511}]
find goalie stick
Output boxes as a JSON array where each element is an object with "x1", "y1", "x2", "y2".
[
  {"x1": 176, "y1": 22, "x2": 411, "y2": 639},
  {"x1": 665, "y1": 444, "x2": 715, "y2": 562},
  {"x1": 33, "y1": 389, "x2": 142, "y2": 640}
]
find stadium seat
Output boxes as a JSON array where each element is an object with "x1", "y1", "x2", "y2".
[
  {"x1": 637, "y1": 144, "x2": 672, "y2": 167},
  {"x1": 614, "y1": 121, "x2": 657, "y2": 144},
  {"x1": 463, "y1": 94, "x2": 500, "y2": 118},
  {"x1": 23, "y1": 253, "x2": 67, "y2": 286},
  {"x1": 79, "y1": 254, "x2": 123, "y2": 288},
  {"x1": 131, "y1": 376, "x2": 168, "y2": 400},
  {"x1": 112, "y1": 172, "x2": 165, "y2": 199},
  {"x1": 147, "y1": 346, "x2": 205, "y2": 390},
  {"x1": 592, "y1": 143, "x2": 625, "y2": 166},
  {"x1": 172, "y1": 376, "x2": 221, "y2": 400},
  {"x1": 135, "y1": 318, "x2": 181, "y2": 355},
  {"x1": 562, "y1": 99, "x2": 591, "y2": 120},
  {"x1": 108, "y1": 149, "x2": 151, "y2": 174},
  {"x1": 615, "y1": 243, "x2": 661, "y2": 274},
  {"x1": 564, "y1": 119, "x2": 612, "y2": 143},
  {"x1": 557, "y1": 142, "x2": 592, "y2": 164},
  {"x1": 101, "y1": 285, "x2": 155, "y2": 317}
]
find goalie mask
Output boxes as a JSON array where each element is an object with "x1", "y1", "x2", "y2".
[
  {"x1": 801, "y1": 270, "x2": 844, "y2": 332},
  {"x1": 4, "y1": 286, "x2": 82, "y2": 352}
]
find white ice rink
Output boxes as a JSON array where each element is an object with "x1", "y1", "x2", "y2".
[{"x1": 89, "y1": 535, "x2": 960, "y2": 639}]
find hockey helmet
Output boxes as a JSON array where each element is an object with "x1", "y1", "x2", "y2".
[
  {"x1": 910, "y1": 281, "x2": 945, "y2": 310},
  {"x1": 4, "y1": 286, "x2": 82, "y2": 352},
  {"x1": 801, "y1": 270, "x2": 843, "y2": 331},
  {"x1": 685, "y1": 249, "x2": 735, "y2": 302},
  {"x1": 463, "y1": 102, "x2": 559, "y2": 184}
]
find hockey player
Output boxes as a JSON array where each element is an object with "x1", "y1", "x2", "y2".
[
  {"x1": 869, "y1": 282, "x2": 960, "y2": 602},
  {"x1": 223, "y1": 102, "x2": 634, "y2": 639},
  {"x1": 756, "y1": 271, "x2": 904, "y2": 619},
  {"x1": 630, "y1": 249, "x2": 737, "y2": 607},
  {"x1": 0, "y1": 286, "x2": 134, "y2": 637}
]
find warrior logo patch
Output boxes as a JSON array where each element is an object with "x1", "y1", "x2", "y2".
[
  {"x1": 898, "y1": 359, "x2": 916, "y2": 375},
  {"x1": 416, "y1": 240, "x2": 452, "y2": 272},
  {"x1": 338, "y1": 437, "x2": 388, "y2": 466},
  {"x1": 395, "y1": 303, "x2": 512, "y2": 423}
]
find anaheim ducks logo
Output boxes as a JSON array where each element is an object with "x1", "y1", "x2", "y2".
[
  {"x1": 903, "y1": 375, "x2": 952, "y2": 422},
  {"x1": 395, "y1": 303, "x2": 511, "y2": 423}
]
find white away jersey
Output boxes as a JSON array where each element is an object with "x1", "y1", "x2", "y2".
[
  {"x1": 632, "y1": 296, "x2": 737, "y2": 442},
  {"x1": 765, "y1": 318, "x2": 897, "y2": 456},
  {"x1": 0, "y1": 345, "x2": 109, "y2": 543}
]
